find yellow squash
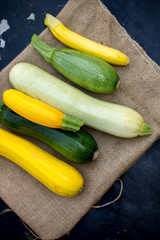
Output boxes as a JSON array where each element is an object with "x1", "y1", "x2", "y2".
[
  {"x1": 3, "y1": 89, "x2": 83, "y2": 132},
  {"x1": 0, "y1": 128, "x2": 84, "y2": 197},
  {"x1": 44, "y1": 14, "x2": 129, "y2": 66}
]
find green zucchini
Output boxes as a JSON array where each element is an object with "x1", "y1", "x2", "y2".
[
  {"x1": 31, "y1": 34, "x2": 120, "y2": 93},
  {"x1": 9, "y1": 62, "x2": 152, "y2": 138},
  {"x1": 0, "y1": 103, "x2": 98, "y2": 163}
]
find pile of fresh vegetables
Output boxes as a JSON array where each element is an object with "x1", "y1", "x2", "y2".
[{"x1": 0, "y1": 14, "x2": 152, "y2": 197}]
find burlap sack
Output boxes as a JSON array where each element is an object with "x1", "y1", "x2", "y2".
[{"x1": 1, "y1": 0, "x2": 160, "y2": 239}]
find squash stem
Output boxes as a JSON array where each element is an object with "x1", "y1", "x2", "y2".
[
  {"x1": 139, "y1": 122, "x2": 152, "y2": 136},
  {"x1": 62, "y1": 114, "x2": 84, "y2": 132},
  {"x1": 31, "y1": 34, "x2": 56, "y2": 63},
  {"x1": 44, "y1": 14, "x2": 62, "y2": 31}
]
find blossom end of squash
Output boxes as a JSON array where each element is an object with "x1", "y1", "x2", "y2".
[{"x1": 126, "y1": 56, "x2": 130, "y2": 65}]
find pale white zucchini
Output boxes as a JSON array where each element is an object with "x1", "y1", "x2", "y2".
[{"x1": 9, "y1": 63, "x2": 151, "y2": 138}]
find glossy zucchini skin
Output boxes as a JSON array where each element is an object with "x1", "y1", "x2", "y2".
[
  {"x1": 0, "y1": 104, "x2": 98, "y2": 163},
  {"x1": 31, "y1": 34, "x2": 120, "y2": 93},
  {"x1": 52, "y1": 48, "x2": 119, "y2": 93}
]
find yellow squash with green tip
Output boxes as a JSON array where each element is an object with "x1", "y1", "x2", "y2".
[{"x1": 3, "y1": 89, "x2": 83, "y2": 132}]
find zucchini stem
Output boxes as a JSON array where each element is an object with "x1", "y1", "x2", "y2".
[
  {"x1": 31, "y1": 34, "x2": 55, "y2": 63},
  {"x1": 62, "y1": 114, "x2": 84, "y2": 132},
  {"x1": 139, "y1": 122, "x2": 152, "y2": 136}
]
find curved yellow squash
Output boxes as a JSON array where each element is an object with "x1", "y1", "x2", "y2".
[
  {"x1": 3, "y1": 89, "x2": 83, "y2": 132},
  {"x1": 44, "y1": 14, "x2": 129, "y2": 66},
  {"x1": 0, "y1": 128, "x2": 84, "y2": 197}
]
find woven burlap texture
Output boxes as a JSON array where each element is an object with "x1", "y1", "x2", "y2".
[{"x1": 1, "y1": 0, "x2": 160, "y2": 239}]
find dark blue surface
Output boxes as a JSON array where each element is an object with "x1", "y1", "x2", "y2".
[{"x1": 1, "y1": 1, "x2": 160, "y2": 240}]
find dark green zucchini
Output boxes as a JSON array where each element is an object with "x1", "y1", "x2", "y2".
[{"x1": 0, "y1": 103, "x2": 98, "y2": 163}]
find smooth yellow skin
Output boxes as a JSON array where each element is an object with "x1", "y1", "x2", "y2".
[
  {"x1": 3, "y1": 89, "x2": 64, "y2": 128},
  {"x1": 45, "y1": 14, "x2": 129, "y2": 66},
  {"x1": 0, "y1": 128, "x2": 84, "y2": 197}
]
